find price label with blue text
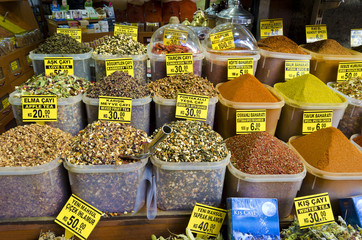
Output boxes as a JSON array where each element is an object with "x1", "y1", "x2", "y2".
[
  {"x1": 22, "y1": 95, "x2": 57, "y2": 122},
  {"x1": 236, "y1": 110, "x2": 266, "y2": 134},
  {"x1": 294, "y1": 193, "x2": 334, "y2": 229},
  {"x1": 302, "y1": 110, "x2": 333, "y2": 134},
  {"x1": 285, "y1": 60, "x2": 310, "y2": 80},
  {"x1": 166, "y1": 53, "x2": 193, "y2": 76},
  {"x1": 337, "y1": 61, "x2": 362, "y2": 82},
  {"x1": 98, "y1": 96, "x2": 132, "y2": 123},
  {"x1": 306, "y1": 25, "x2": 327, "y2": 43},
  {"x1": 175, "y1": 93, "x2": 209, "y2": 121},
  {"x1": 260, "y1": 18, "x2": 283, "y2": 39},
  {"x1": 44, "y1": 57, "x2": 74, "y2": 75},
  {"x1": 57, "y1": 28, "x2": 82, "y2": 42},
  {"x1": 227, "y1": 58, "x2": 254, "y2": 80}
]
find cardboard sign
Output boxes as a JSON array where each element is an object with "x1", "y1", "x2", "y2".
[
  {"x1": 302, "y1": 110, "x2": 333, "y2": 134},
  {"x1": 44, "y1": 57, "x2": 74, "y2": 75},
  {"x1": 260, "y1": 18, "x2": 283, "y2": 39},
  {"x1": 98, "y1": 96, "x2": 132, "y2": 123},
  {"x1": 210, "y1": 29, "x2": 235, "y2": 50},
  {"x1": 306, "y1": 24, "x2": 327, "y2": 43},
  {"x1": 105, "y1": 58, "x2": 134, "y2": 77},
  {"x1": 22, "y1": 95, "x2": 57, "y2": 122},
  {"x1": 227, "y1": 58, "x2": 254, "y2": 80},
  {"x1": 114, "y1": 24, "x2": 138, "y2": 41},
  {"x1": 163, "y1": 29, "x2": 188, "y2": 46},
  {"x1": 57, "y1": 28, "x2": 82, "y2": 42},
  {"x1": 337, "y1": 61, "x2": 362, "y2": 82},
  {"x1": 166, "y1": 53, "x2": 193, "y2": 76},
  {"x1": 285, "y1": 60, "x2": 310, "y2": 80},
  {"x1": 236, "y1": 110, "x2": 266, "y2": 134},
  {"x1": 175, "y1": 93, "x2": 209, "y2": 121}
]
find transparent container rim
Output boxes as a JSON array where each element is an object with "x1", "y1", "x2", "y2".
[
  {"x1": 92, "y1": 52, "x2": 148, "y2": 61},
  {"x1": 259, "y1": 48, "x2": 311, "y2": 60},
  {"x1": 29, "y1": 49, "x2": 93, "y2": 60},
  {"x1": 215, "y1": 83, "x2": 285, "y2": 109},
  {"x1": 147, "y1": 43, "x2": 205, "y2": 60},
  {"x1": 82, "y1": 95, "x2": 152, "y2": 106},
  {"x1": 150, "y1": 152, "x2": 230, "y2": 171},
  {"x1": 326, "y1": 82, "x2": 362, "y2": 107},
  {"x1": 63, "y1": 158, "x2": 148, "y2": 174},
  {"x1": 350, "y1": 134, "x2": 362, "y2": 152},
  {"x1": 152, "y1": 94, "x2": 218, "y2": 106},
  {"x1": 203, "y1": 49, "x2": 261, "y2": 61},
  {"x1": 288, "y1": 136, "x2": 362, "y2": 180},
  {"x1": 9, "y1": 91, "x2": 83, "y2": 106},
  {"x1": 300, "y1": 46, "x2": 362, "y2": 60},
  {"x1": 0, "y1": 158, "x2": 61, "y2": 175}
]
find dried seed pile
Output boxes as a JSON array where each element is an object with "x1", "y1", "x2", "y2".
[
  {"x1": 0, "y1": 124, "x2": 72, "y2": 167},
  {"x1": 14, "y1": 72, "x2": 89, "y2": 98},
  {"x1": 330, "y1": 76, "x2": 362, "y2": 100},
  {"x1": 94, "y1": 34, "x2": 146, "y2": 55},
  {"x1": 153, "y1": 121, "x2": 228, "y2": 162},
  {"x1": 149, "y1": 73, "x2": 217, "y2": 99},
  {"x1": 34, "y1": 33, "x2": 91, "y2": 54},
  {"x1": 226, "y1": 132, "x2": 304, "y2": 174},
  {"x1": 86, "y1": 71, "x2": 149, "y2": 98},
  {"x1": 64, "y1": 120, "x2": 149, "y2": 165}
]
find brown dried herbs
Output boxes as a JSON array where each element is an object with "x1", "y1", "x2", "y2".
[
  {"x1": 34, "y1": 33, "x2": 91, "y2": 54},
  {"x1": 94, "y1": 34, "x2": 147, "y2": 55}
]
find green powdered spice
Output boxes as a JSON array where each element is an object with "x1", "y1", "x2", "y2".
[
  {"x1": 34, "y1": 33, "x2": 91, "y2": 54},
  {"x1": 274, "y1": 74, "x2": 343, "y2": 103}
]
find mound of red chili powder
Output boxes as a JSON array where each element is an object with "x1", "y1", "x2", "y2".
[{"x1": 226, "y1": 132, "x2": 304, "y2": 175}]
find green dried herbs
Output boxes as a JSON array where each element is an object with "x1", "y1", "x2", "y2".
[
  {"x1": 94, "y1": 34, "x2": 147, "y2": 55},
  {"x1": 34, "y1": 33, "x2": 91, "y2": 54},
  {"x1": 152, "y1": 228, "x2": 223, "y2": 240},
  {"x1": 14, "y1": 72, "x2": 89, "y2": 98},
  {"x1": 331, "y1": 76, "x2": 362, "y2": 100}
]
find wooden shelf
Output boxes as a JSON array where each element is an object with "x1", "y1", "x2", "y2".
[{"x1": 47, "y1": 19, "x2": 107, "y2": 25}]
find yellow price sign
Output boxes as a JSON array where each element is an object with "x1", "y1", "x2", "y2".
[
  {"x1": 55, "y1": 194, "x2": 103, "y2": 240},
  {"x1": 57, "y1": 28, "x2": 82, "y2": 42},
  {"x1": 44, "y1": 57, "x2": 74, "y2": 76},
  {"x1": 114, "y1": 24, "x2": 138, "y2": 41},
  {"x1": 187, "y1": 203, "x2": 227, "y2": 237},
  {"x1": 305, "y1": 24, "x2": 327, "y2": 43},
  {"x1": 351, "y1": 29, "x2": 362, "y2": 48},
  {"x1": 175, "y1": 93, "x2": 209, "y2": 121},
  {"x1": 236, "y1": 110, "x2": 266, "y2": 134},
  {"x1": 98, "y1": 96, "x2": 132, "y2": 123},
  {"x1": 10, "y1": 59, "x2": 19, "y2": 72},
  {"x1": 285, "y1": 60, "x2": 310, "y2": 80},
  {"x1": 26, "y1": 54, "x2": 32, "y2": 64},
  {"x1": 163, "y1": 29, "x2": 188, "y2": 46},
  {"x1": 337, "y1": 61, "x2": 362, "y2": 82},
  {"x1": 22, "y1": 95, "x2": 57, "y2": 122},
  {"x1": 105, "y1": 58, "x2": 134, "y2": 77},
  {"x1": 302, "y1": 110, "x2": 333, "y2": 134},
  {"x1": 227, "y1": 58, "x2": 254, "y2": 80},
  {"x1": 260, "y1": 18, "x2": 283, "y2": 39},
  {"x1": 294, "y1": 193, "x2": 334, "y2": 229},
  {"x1": 166, "y1": 53, "x2": 193, "y2": 76},
  {"x1": 2, "y1": 97, "x2": 9, "y2": 109},
  {"x1": 210, "y1": 29, "x2": 235, "y2": 50}
]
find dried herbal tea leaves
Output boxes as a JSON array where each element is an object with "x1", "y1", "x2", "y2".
[
  {"x1": 331, "y1": 76, "x2": 362, "y2": 100},
  {"x1": 94, "y1": 34, "x2": 146, "y2": 55},
  {"x1": 34, "y1": 33, "x2": 91, "y2": 54}
]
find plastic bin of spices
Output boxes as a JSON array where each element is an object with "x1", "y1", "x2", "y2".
[
  {"x1": 202, "y1": 22, "x2": 260, "y2": 86},
  {"x1": 147, "y1": 23, "x2": 204, "y2": 81},
  {"x1": 350, "y1": 134, "x2": 362, "y2": 151}
]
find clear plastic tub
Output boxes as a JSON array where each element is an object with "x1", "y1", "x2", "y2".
[
  {"x1": 202, "y1": 23, "x2": 260, "y2": 85},
  {"x1": 0, "y1": 158, "x2": 70, "y2": 219},
  {"x1": 82, "y1": 95, "x2": 152, "y2": 134},
  {"x1": 148, "y1": 24, "x2": 204, "y2": 81},
  {"x1": 215, "y1": 84, "x2": 284, "y2": 139},
  {"x1": 275, "y1": 88, "x2": 348, "y2": 142},
  {"x1": 327, "y1": 82, "x2": 362, "y2": 138},
  {"x1": 9, "y1": 92, "x2": 87, "y2": 136},
  {"x1": 29, "y1": 50, "x2": 93, "y2": 81},
  {"x1": 350, "y1": 134, "x2": 362, "y2": 151},
  {"x1": 255, "y1": 48, "x2": 311, "y2": 86},
  {"x1": 151, "y1": 153, "x2": 230, "y2": 211},
  {"x1": 224, "y1": 160, "x2": 306, "y2": 218},
  {"x1": 289, "y1": 136, "x2": 362, "y2": 213},
  {"x1": 63, "y1": 158, "x2": 147, "y2": 213},
  {"x1": 153, "y1": 95, "x2": 218, "y2": 129},
  {"x1": 92, "y1": 53, "x2": 148, "y2": 83},
  {"x1": 301, "y1": 47, "x2": 362, "y2": 84}
]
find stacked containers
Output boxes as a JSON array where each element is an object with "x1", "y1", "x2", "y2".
[{"x1": 202, "y1": 23, "x2": 260, "y2": 86}]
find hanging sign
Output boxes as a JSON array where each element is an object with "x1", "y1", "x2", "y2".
[
  {"x1": 305, "y1": 24, "x2": 327, "y2": 43},
  {"x1": 260, "y1": 18, "x2": 283, "y2": 39}
]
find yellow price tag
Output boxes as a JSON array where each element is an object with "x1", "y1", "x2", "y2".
[
  {"x1": 163, "y1": 29, "x2": 188, "y2": 46},
  {"x1": 114, "y1": 24, "x2": 138, "y2": 41},
  {"x1": 210, "y1": 29, "x2": 235, "y2": 50},
  {"x1": 227, "y1": 58, "x2": 254, "y2": 80},
  {"x1": 55, "y1": 194, "x2": 103, "y2": 240},
  {"x1": 44, "y1": 57, "x2": 74, "y2": 76},
  {"x1": 236, "y1": 110, "x2": 266, "y2": 134},
  {"x1": 26, "y1": 54, "x2": 32, "y2": 64},
  {"x1": 98, "y1": 96, "x2": 132, "y2": 123},
  {"x1": 10, "y1": 60, "x2": 19, "y2": 72},
  {"x1": 260, "y1": 18, "x2": 283, "y2": 39},
  {"x1": 175, "y1": 93, "x2": 209, "y2": 121},
  {"x1": 337, "y1": 61, "x2": 362, "y2": 82},
  {"x1": 166, "y1": 53, "x2": 193, "y2": 76},
  {"x1": 22, "y1": 95, "x2": 57, "y2": 122},
  {"x1": 57, "y1": 28, "x2": 82, "y2": 42},
  {"x1": 351, "y1": 29, "x2": 362, "y2": 48},
  {"x1": 187, "y1": 203, "x2": 227, "y2": 237},
  {"x1": 305, "y1": 24, "x2": 327, "y2": 43},
  {"x1": 294, "y1": 193, "x2": 335, "y2": 229},
  {"x1": 2, "y1": 97, "x2": 9, "y2": 109},
  {"x1": 285, "y1": 60, "x2": 310, "y2": 80},
  {"x1": 302, "y1": 110, "x2": 333, "y2": 134},
  {"x1": 105, "y1": 58, "x2": 134, "y2": 77}
]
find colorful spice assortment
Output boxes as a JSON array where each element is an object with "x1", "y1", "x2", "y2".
[
  {"x1": 63, "y1": 120, "x2": 149, "y2": 165},
  {"x1": 94, "y1": 34, "x2": 147, "y2": 55},
  {"x1": 290, "y1": 127, "x2": 362, "y2": 172},
  {"x1": 0, "y1": 124, "x2": 71, "y2": 167},
  {"x1": 151, "y1": 43, "x2": 193, "y2": 54},
  {"x1": 331, "y1": 76, "x2": 362, "y2": 100},
  {"x1": 226, "y1": 132, "x2": 304, "y2": 174},
  {"x1": 258, "y1": 36, "x2": 307, "y2": 54},
  {"x1": 303, "y1": 39, "x2": 352, "y2": 55},
  {"x1": 275, "y1": 74, "x2": 343, "y2": 103},
  {"x1": 218, "y1": 74, "x2": 278, "y2": 102},
  {"x1": 34, "y1": 33, "x2": 91, "y2": 54},
  {"x1": 353, "y1": 135, "x2": 362, "y2": 147}
]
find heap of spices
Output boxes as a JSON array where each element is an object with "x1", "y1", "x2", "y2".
[
  {"x1": 290, "y1": 127, "x2": 362, "y2": 172},
  {"x1": 226, "y1": 132, "x2": 304, "y2": 174},
  {"x1": 353, "y1": 135, "x2": 362, "y2": 147},
  {"x1": 274, "y1": 74, "x2": 343, "y2": 103},
  {"x1": 218, "y1": 74, "x2": 278, "y2": 102},
  {"x1": 330, "y1": 76, "x2": 362, "y2": 100},
  {"x1": 63, "y1": 120, "x2": 149, "y2": 165},
  {"x1": 303, "y1": 39, "x2": 352, "y2": 55},
  {"x1": 151, "y1": 43, "x2": 193, "y2": 54},
  {"x1": 258, "y1": 36, "x2": 307, "y2": 54},
  {"x1": 38, "y1": 231, "x2": 74, "y2": 240},
  {"x1": 34, "y1": 33, "x2": 91, "y2": 54},
  {"x1": 149, "y1": 73, "x2": 217, "y2": 99},
  {"x1": 0, "y1": 124, "x2": 71, "y2": 167},
  {"x1": 94, "y1": 34, "x2": 146, "y2": 55}
]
